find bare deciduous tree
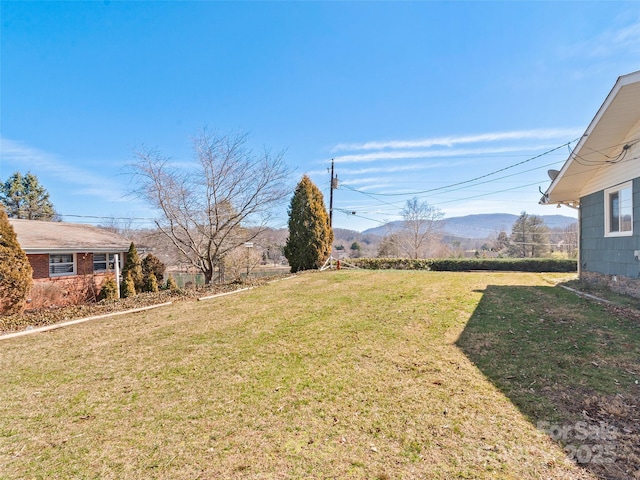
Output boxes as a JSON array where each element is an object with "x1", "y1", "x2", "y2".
[
  {"x1": 130, "y1": 129, "x2": 291, "y2": 284},
  {"x1": 99, "y1": 216, "x2": 135, "y2": 240},
  {"x1": 400, "y1": 197, "x2": 444, "y2": 259},
  {"x1": 223, "y1": 245, "x2": 263, "y2": 282},
  {"x1": 563, "y1": 222, "x2": 579, "y2": 259},
  {"x1": 552, "y1": 221, "x2": 578, "y2": 258}
]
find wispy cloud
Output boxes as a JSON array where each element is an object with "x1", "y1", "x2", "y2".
[
  {"x1": 332, "y1": 128, "x2": 581, "y2": 152},
  {"x1": 0, "y1": 137, "x2": 130, "y2": 204},
  {"x1": 310, "y1": 161, "x2": 470, "y2": 177},
  {"x1": 610, "y1": 19, "x2": 640, "y2": 48},
  {"x1": 322, "y1": 127, "x2": 581, "y2": 227},
  {"x1": 339, "y1": 177, "x2": 386, "y2": 187},
  {"x1": 559, "y1": 17, "x2": 640, "y2": 60},
  {"x1": 333, "y1": 144, "x2": 562, "y2": 164},
  {"x1": 338, "y1": 161, "x2": 468, "y2": 175},
  {"x1": 589, "y1": 18, "x2": 640, "y2": 58},
  {"x1": 346, "y1": 183, "x2": 397, "y2": 192}
]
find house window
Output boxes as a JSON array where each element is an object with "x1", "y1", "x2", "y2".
[
  {"x1": 49, "y1": 254, "x2": 76, "y2": 276},
  {"x1": 94, "y1": 253, "x2": 117, "y2": 272},
  {"x1": 605, "y1": 182, "x2": 633, "y2": 236}
]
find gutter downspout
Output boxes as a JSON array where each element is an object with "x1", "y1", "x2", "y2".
[
  {"x1": 577, "y1": 207, "x2": 581, "y2": 279},
  {"x1": 114, "y1": 254, "x2": 121, "y2": 298},
  {"x1": 559, "y1": 202, "x2": 581, "y2": 278}
]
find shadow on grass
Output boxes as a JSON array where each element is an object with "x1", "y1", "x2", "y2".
[{"x1": 456, "y1": 284, "x2": 640, "y2": 480}]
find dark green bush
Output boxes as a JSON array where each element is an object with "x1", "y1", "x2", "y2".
[
  {"x1": 142, "y1": 253, "x2": 165, "y2": 283},
  {"x1": 428, "y1": 258, "x2": 576, "y2": 272},
  {"x1": 121, "y1": 272, "x2": 136, "y2": 298},
  {"x1": 0, "y1": 206, "x2": 32, "y2": 314},
  {"x1": 144, "y1": 272, "x2": 159, "y2": 293},
  {"x1": 99, "y1": 277, "x2": 118, "y2": 301},
  {"x1": 350, "y1": 257, "x2": 576, "y2": 273},
  {"x1": 165, "y1": 276, "x2": 179, "y2": 292},
  {"x1": 350, "y1": 258, "x2": 433, "y2": 270},
  {"x1": 122, "y1": 243, "x2": 144, "y2": 292}
]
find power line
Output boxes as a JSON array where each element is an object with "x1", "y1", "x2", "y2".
[
  {"x1": 59, "y1": 140, "x2": 633, "y2": 230},
  {"x1": 341, "y1": 139, "x2": 579, "y2": 197},
  {"x1": 340, "y1": 157, "x2": 566, "y2": 214},
  {"x1": 333, "y1": 140, "x2": 577, "y2": 220},
  {"x1": 356, "y1": 151, "x2": 640, "y2": 217},
  {"x1": 336, "y1": 140, "x2": 639, "y2": 223},
  {"x1": 571, "y1": 138, "x2": 639, "y2": 166},
  {"x1": 339, "y1": 170, "x2": 562, "y2": 216},
  {"x1": 335, "y1": 208, "x2": 388, "y2": 225},
  {"x1": 61, "y1": 214, "x2": 157, "y2": 221}
]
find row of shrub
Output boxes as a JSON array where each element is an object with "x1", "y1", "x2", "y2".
[
  {"x1": 98, "y1": 274, "x2": 180, "y2": 301},
  {"x1": 350, "y1": 257, "x2": 577, "y2": 273}
]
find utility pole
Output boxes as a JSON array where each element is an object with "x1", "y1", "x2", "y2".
[{"x1": 329, "y1": 158, "x2": 338, "y2": 228}]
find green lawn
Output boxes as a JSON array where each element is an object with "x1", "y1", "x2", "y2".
[{"x1": 0, "y1": 271, "x2": 637, "y2": 479}]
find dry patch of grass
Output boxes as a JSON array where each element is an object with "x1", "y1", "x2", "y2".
[
  {"x1": 0, "y1": 276, "x2": 282, "y2": 335},
  {"x1": 457, "y1": 279, "x2": 640, "y2": 479},
  {"x1": 0, "y1": 271, "x2": 628, "y2": 479}
]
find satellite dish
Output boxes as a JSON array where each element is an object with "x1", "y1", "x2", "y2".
[{"x1": 548, "y1": 169, "x2": 560, "y2": 180}]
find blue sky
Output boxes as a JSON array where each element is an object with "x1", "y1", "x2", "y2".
[{"x1": 1, "y1": 1, "x2": 639, "y2": 232}]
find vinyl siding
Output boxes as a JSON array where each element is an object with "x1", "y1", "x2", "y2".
[{"x1": 580, "y1": 176, "x2": 640, "y2": 278}]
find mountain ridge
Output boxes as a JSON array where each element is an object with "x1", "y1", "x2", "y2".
[{"x1": 361, "y1": 213, "x2": 577, "y2": 239}]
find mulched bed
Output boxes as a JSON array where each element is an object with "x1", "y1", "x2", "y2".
[{"x1": 0, "y1": 275, "x2": 290, "y2": 335}]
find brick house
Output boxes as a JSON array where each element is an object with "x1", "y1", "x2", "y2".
[{"x1": 9, "y1": 219, "x2": 130, "y2": 307}]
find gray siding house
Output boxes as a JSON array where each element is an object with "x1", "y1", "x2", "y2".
[{"x1": 542, "y1": 70, "x2": 640, "y2": 297}]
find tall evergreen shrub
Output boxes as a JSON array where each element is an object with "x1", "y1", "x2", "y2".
[
  {"x1": 142, "y1": 253, "x2": 165, "y2": 283},
  {"x1": 284, "y1": 175, "x2": 333, "y2": 272},
  {"x1": 121, "y1": 272, "x2": 136, "y2": 298},
  {"x1": 0, "y1": 206, "x2": 33, "y2": 313},
  {"x1": 122, "y1": 243, "x2": 144, "y2": 293}
]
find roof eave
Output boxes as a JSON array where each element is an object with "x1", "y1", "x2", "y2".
[
  {"x1": 22, "y1": 247, "x2": 130, "y2": 255},
  {"x1": 543, "y1": 70, "x2": 640, "y2": 204}
]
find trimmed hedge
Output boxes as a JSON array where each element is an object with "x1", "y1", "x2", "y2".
[{"x1": 350, "y1": 257, "x2": 577, "y2": 273}]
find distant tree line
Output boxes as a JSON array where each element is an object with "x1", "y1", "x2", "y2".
[{"x1": 373, "y1": 210, "x2": 576, "y2": 260}]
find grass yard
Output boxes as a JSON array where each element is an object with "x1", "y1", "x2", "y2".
[{"x1": 0, "y1": 271, "x2": 638, "y2": 479}]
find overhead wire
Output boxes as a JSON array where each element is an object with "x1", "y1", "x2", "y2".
[
  {"x1": 341, "y1": 139, "x2": 579, "y2": 197},
  {"x1": 337, "y1": 155, "x2": 568, "y2": 215},
  {"x1": 57, "y1": 139, "x2": 636, "y2": 229},
  {"x1": 569, "y1": 138, "x2": 639, "y2": 166},
  {"x1": 335, "y1": 138, "x2": 639, "y2": 222},
  {"x1": 344, "y1": 179, "x2": 550, "y2": 219},
  {"x1": 61, "y1": 214, "x2": 157, "y2": 221},
  {"x1": 335, "y1": 151, "x2": 570, "y2": 216},
  {"x1": 335, "y1": 208, "x2": 388, "y2": 225}
]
